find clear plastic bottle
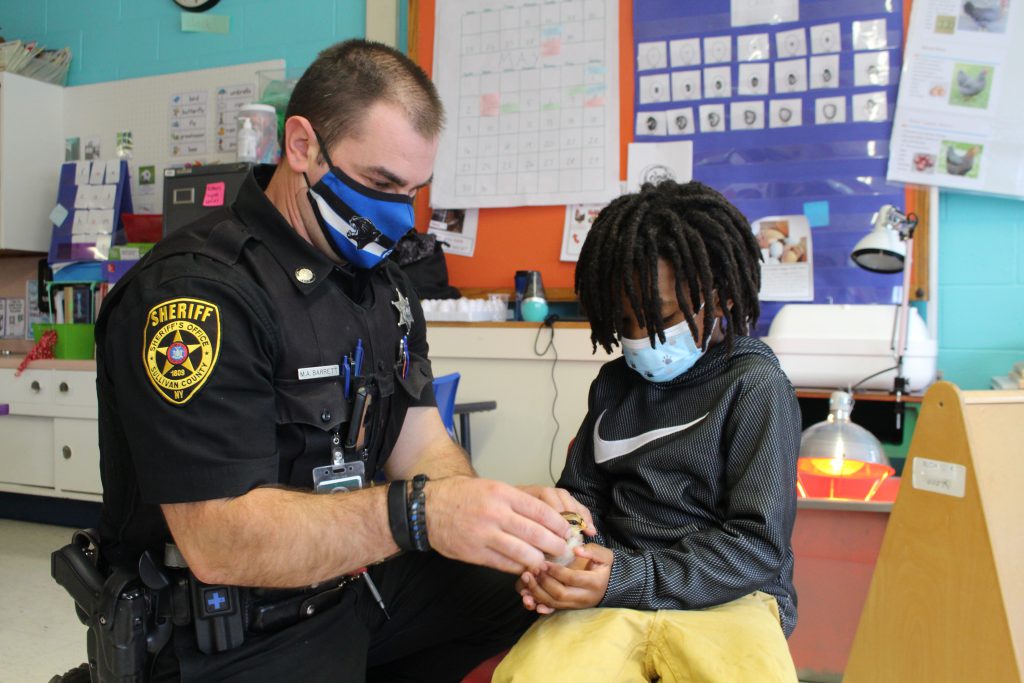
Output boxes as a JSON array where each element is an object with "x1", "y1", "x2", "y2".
[{"x1": 236, "y1": 117, "x2": 258, "y2": 163}]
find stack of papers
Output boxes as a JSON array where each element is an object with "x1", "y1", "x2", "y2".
[
  {"x1": 991, "y1": 361, "x2": 1024, "y2": 390},
  {"x1": 0, "y1": 40, "x2": 71, "y2": 85}
]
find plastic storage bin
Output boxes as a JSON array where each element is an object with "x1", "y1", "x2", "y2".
[{"x1": 32, "y1": 323, "x2": 95, "y2": 360}]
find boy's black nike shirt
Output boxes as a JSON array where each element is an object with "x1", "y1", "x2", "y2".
[{"x1": 559, "y1": 335, "x2": 801, "y2": 636}]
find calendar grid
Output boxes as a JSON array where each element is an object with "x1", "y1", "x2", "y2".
[{"x1": 433, "y1": 0, "x2": 620, "y2": 208}]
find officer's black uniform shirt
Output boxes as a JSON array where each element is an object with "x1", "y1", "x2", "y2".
[{"x1": 95, "y1": 166, "x2": 435, "y2": 568}]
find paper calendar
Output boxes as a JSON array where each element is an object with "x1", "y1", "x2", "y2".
[{"x1": 431, "y1": 0, "x2": 621, "y2": 208}]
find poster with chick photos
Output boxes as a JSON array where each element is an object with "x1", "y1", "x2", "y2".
[
  {"x1": 888, "y1": 0, "x2": 1024, "y2": 198},
  {"x1": 752, "y1": 214, "x2": 814, "y2": 301}
]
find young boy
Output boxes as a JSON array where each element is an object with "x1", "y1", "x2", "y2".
[{"x1": 495, "y1": 180, "x2": 801, "y2": 682}]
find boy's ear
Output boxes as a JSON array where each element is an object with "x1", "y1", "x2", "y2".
[{"x1": 712, "y1": 290, "x2": 732, "y2": 317}]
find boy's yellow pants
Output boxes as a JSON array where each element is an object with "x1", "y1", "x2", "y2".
[{"x1": 492, "y1": 592, "x2": 798, "y2": 683}]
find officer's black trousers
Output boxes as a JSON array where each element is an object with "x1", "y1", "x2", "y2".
[{"x1": 151, "y1": 551, "x2": 536, "y2": 683}]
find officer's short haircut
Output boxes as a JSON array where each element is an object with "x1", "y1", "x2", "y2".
[{"x1": 286, "y1": 39, "x2": 445, "y2": 153}]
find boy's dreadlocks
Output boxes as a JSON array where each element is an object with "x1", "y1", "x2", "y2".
[{"x1": 575, "y1": 180, "x2": 762, "y2": 354}]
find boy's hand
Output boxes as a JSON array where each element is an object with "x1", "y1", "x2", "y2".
[{"x1": 516, "y1": 543, "x2": 613, "y2": 614}]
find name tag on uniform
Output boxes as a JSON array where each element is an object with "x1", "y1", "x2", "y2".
[{"x1": 297, "y1": 364, "x2": 340, "y2": 381}]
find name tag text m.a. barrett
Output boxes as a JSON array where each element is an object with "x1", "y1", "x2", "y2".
[{"x1": 298, "y1": 365, "x2": 340, "y2": 381}]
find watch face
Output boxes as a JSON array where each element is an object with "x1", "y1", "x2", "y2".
[{"x1": 175, "y1": 0, "x2": 220, "y2": 12}]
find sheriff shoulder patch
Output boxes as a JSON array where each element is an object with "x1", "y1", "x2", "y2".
[{"x1": 143, "y1": 297, "x2": 221, "y2": 405}]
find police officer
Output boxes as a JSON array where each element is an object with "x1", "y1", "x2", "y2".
[{"x1": 90, "y1": 40, "x2": 590, "y2": 681}]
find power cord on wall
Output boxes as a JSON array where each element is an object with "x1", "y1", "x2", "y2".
[
  {"x1": 848, "y1": 365, "x2": 900, "y2": 393},
  {"x1": 533, "y1": 314, "x2": 561, "y2": 484},
  {"x1": 847, "y1": 305, "x2": 903, "y2": 393}
]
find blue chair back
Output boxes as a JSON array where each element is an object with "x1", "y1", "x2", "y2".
[{"x1": 432, "y1": 372, "x2": 460, "y2": 439}]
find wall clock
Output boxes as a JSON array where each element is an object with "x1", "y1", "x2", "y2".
[{"x1": 174, "y1": 0, "x2": 221, "y2": 12}]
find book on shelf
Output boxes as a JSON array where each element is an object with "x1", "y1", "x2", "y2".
[
  {"x1": 71, "y1": 286, "x2": 91, "y2": 324},
  {"x1": 63, "y1": 286, "x2": 74, "y2": 324},
  {"x1": 47, "y1": 282, "x2": 107, "y2": 326}
]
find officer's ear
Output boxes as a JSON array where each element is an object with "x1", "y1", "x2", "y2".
[{"x1": 282, "y1": 116, "x2": 321, "y2": 176}]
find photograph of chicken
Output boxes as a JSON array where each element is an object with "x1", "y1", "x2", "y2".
[
  {"x1": 958, "y1": 0, "x2": 1009, "y2": 33},
  {"x1": 950, "y1": 63, "x2": 994, "y2": 108},
  {"x1": 940, "y1": 142, "x2": 983, "y2": 177}
]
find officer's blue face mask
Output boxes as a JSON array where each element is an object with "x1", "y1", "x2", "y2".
[
  {"x1": 305, "y1": 132, "x2": 415, "y2": 270},
  {"x1": 619, "y1": 306, "x2": 717, "y2": 382}
]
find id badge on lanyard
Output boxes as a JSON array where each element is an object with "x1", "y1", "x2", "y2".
[{"x1": 312, "y1": 386, "x2": 371, "y2": 493}]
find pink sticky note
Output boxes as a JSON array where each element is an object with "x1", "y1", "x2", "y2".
[
  {"x1": 480, "y1": 93, "x2": 501, "y2": 117},
  {"x1": 202, "y1": 181, "x2": 226, "y2": 207}
]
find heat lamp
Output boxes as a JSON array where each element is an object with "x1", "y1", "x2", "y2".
[{"x1": 796, "y1": 391, "x2": 895, "y2": 501}]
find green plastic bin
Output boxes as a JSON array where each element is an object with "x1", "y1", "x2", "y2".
[{"x1": 31, "y1": 323, "x2": 96, "y2": 360}]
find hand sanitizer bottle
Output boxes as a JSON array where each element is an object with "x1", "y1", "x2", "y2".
[{"x1": 237, "y1": 117, "x2": 258, "y2": 163}]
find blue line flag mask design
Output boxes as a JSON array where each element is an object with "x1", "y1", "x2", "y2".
[{"x1": 305, "y1": 131, "x2": 416, "y2": 270}]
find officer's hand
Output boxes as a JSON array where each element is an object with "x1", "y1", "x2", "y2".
[
  {"x1": 517, "y1": 485, "x2": 596, "y2": 537},
  {"x1": 426, "y1": 476, "x2": 571, "y2": 575}
]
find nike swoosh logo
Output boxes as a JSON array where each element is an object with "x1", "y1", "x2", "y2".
[{"x1": 593, "y1": 411, "x2": 708, "y2": 464}]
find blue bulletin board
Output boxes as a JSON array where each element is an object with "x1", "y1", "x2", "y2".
[{"x1": 633, "y1": 0, "x2": 906, "y2": 332}]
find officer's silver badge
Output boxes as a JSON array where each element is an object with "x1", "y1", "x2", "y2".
[{"x1": 392, "y1": 288, "x2": 414, "y2": 333}]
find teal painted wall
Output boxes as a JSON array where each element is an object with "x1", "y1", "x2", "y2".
[
  {"x1": 396, "y1": 0, "x2": 408, "y2": 54},
  {"x1": 0, "y1": 0, "x2": 368, "y2": 85},
  {"x1": 1, "y1": 1, "x2": 1019, "y2": 390},
  {"x1": 937, "y1": 191, "x2": 1024, "y2": 389}
]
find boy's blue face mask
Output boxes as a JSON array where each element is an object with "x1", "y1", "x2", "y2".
[
  {"x1": 620, "y1": 308, "x2": 716, "y2": 382},
  {"x1": 305, "y1": 132, "x2": 415, "y2": 270}
]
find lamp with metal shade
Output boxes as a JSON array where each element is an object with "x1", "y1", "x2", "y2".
[
  {"x1": 851, "y1": 204, "x2": 919, "y2": 428},
  {"x1": 850, "y1": 205, "x2": 910, "y2": 274},
  {"x1": 796, "y1": 391, "x2": 895, "y2": 501}
]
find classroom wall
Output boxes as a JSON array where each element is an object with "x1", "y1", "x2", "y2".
[
  {"x1": 0, "y1": 0, "x2": 367, "y2": 85},
  {"x1": 938, "y1": 192, "x2": 1024, "y2": 389},
  {"x1": 2, "y1": 0, "x2": 1020, "y2": 391}
]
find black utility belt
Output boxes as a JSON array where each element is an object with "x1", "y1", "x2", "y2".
[
  {"x1": 246, "y1": 576, "x2": 360, "y2": 633},
  {"x1": 52, "y1": 531, "x2": 366, "y2": 675},
  {"x1": 190, "y1": 573, "x2": 360, "y2": 653}
]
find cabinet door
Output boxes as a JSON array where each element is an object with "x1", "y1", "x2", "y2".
[
  {"x1": 54, "y1": 418, "x2": 102, "y2": 495},
  {"x1": 53, "y1": 370, "x2": 98, "y2": 408},
  {"x1": 0, "y1": 415, "x2": 55, "y2": 488},
  {"x1": 0, "y1": 368, "x2": 53, "y2": 405},
  {"x1": 0, "y1": 73, "x2": 65, "y2": 251}
]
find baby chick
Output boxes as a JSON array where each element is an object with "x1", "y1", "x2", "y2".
[{"x1": 547, "y1": 512, "x2": 586, "y2": 566}]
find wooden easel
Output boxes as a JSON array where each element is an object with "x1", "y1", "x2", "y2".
[{"x1": 844, "y1": 381, "x2": 1024, "y2": 682}]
